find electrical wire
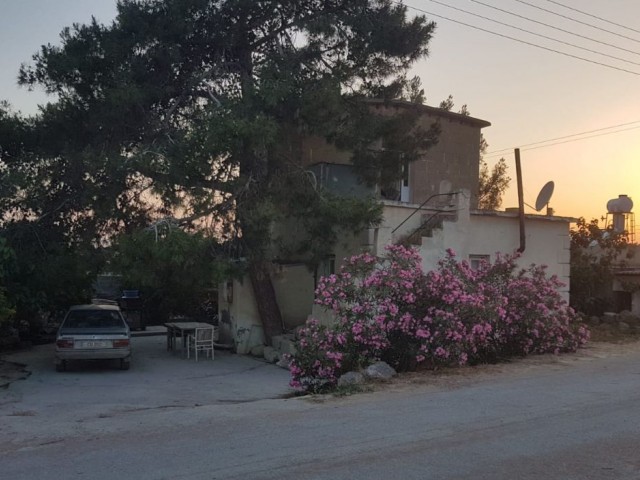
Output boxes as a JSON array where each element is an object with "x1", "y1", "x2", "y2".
[
  {"x1": 512, "y1": 0, "x2": 640, "y2": 44},
  {"x1": 484, "y1": 124, "x2": 640, "y2": 158},
  {"x1": 544, "y1": 0, "x2": 640, "y2": 35},
  {"x1": 485, "y1": 120, "x2": 640, "y2": 155},
  {"x1": 469, "y1": 0, "x2": 640, "y2": 57},
  {"x1": 426, "y1": 0, "x2": 640, "y2": 67},
  {"x1": 402, "y1": 2, "x2": 640, "y2": 76}
]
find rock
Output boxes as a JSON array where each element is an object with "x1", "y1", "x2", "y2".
[
  {"x1": 619, "y1": 311, "x2": 640, "y2": 325},
  {"x1": 589, "y1": 316, "x2": 601, "y2": 326},
  {"x1": 271, "y1": 334, "x2": 297, "y2": 355},
  {"x1": 364, "y1": 361, "x2": 397, "y2": 380},
  {"x1": 337, "y1": 371, "x2": 365, "y2": 387},
  {"x1": 602, "y1": 312, "x2": 618, "y2": 324},
  {"x1": 276, "y1": 357, "x2": 291, "y2": 369},
  {"x1": 263, "y1": 346, "x2": 280, "y2": 363},
  {"x1": 618, "y1": 321, "x2": 631, "y2": 332},
  {"x1": 250, "y1": 344, "x2": 265, "y2": 357}
]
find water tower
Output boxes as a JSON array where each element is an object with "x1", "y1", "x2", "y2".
[{"x1": 605, "y1": 194, "x2": 635, "y2": 243}]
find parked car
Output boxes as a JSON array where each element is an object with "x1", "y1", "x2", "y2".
[{"x1": 55, "y1": 304, "x2": 132, "y2": 372}]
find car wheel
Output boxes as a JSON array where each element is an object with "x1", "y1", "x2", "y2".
[
  {"x1": 120, "y1": 359, "x2": 130, "y2": 371},
  {"x1": 55, "y1": 361, "x2": 66, "y2": 372}
]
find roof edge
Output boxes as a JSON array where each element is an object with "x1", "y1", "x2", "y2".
[{"x1": 364, "y1": 98, "x2": 491, "y2": 128}]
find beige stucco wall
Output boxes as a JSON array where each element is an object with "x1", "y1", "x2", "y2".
[
  {"x1": 272, "y1": 264, "x2": 315, "y2": 329},
  {"x1": 218, "y1": 231, "x2": 367, "y2": 351},
  {"x1": 297, "y1": 103, "x2": 489, "y2": 208},
  {"x1": 409, "y1": 113, "x2": 483, "y2": 208},
  {"x1": 374, "y1": 191, "x2": 572, "y2": 300},
  {"x1": 218, "y1": 278, "x2": 263, "y2": 354}
]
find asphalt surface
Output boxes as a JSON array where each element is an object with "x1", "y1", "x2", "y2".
[{"x1": 2, "y1": 337, "x2": 640, "y2": 479}]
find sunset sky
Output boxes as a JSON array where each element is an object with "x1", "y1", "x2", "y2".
[{"x1": 1, "y1": 0, "x2": 638, "y2": 236}]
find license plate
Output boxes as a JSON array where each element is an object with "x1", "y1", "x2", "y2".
[{"x1": 77, "y1": 340, "x2": 111, "y2": 348}]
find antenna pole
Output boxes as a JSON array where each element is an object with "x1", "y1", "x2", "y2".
[{"x1": 515, "y1": 148, "x2": 526, "y2": 253}]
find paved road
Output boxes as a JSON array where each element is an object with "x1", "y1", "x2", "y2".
[{"x1": 2, "y1": 338, "x2": 640, "y2": 479}]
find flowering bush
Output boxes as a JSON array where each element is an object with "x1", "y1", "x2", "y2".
[{"x1": 288, "y1": 245, "x2": 589, "y2": 392}]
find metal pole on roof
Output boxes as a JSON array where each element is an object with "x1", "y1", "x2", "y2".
[{"x1": 515, "y1": 148, "x2": 526, "y2": 253}]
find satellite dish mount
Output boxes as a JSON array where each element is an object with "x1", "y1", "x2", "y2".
[{"x1": 534, "y1": 181, "x2": 555, "y2": 214}]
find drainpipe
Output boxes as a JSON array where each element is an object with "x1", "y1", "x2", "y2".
[{"x1": 515, "y1": 148, "x2": 526, "y2": 253}]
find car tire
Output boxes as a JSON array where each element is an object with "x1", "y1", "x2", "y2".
[
  {"x1": 120, "y1": 359, "x2": 130, "y2": 371},
  {"x1": 56, "y1": 361, "x2": 66, "y2": 372}
]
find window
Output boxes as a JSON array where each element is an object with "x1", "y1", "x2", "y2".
[
  {"x1": 469, "y1": 254, "x2": 490, "y2": 270},
  {"x1": 315, "y1": 255, "x2": 336, "y2": 288}
]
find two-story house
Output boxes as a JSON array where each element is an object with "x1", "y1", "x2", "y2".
[{"x1": 218, "y1": 101, "x2": 575, "y2": 354}]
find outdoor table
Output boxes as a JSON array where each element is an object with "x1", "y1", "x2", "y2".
[{"x1": 164, "y1": 321, "x2": 215, "y2": 353}]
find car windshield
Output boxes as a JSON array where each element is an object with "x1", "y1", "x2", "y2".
[{"x1": 64, "y1": 310, "x2": 125, "y2": 329}]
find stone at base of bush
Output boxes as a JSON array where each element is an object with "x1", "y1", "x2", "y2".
[
  {"x1": 619, "y1": 311, "x2": 640, "y2": 326},
  {"x1": 618, "y1": 322, "x2": 630, "y2": 332},
  {"x1": 338, "y1": 371, "x2": 365, "y2": 387},
  {"x1": 250, "y1": 344, "x2": 265, "y2": 357},
  {"x1": 276, "y1": 357, "x2": 290, "y2": 369},
  {"x1": 364, "y1": 361, "x2": 397, "y2": 380},
  {"x1": 263, "y1": 346, "x2": 280, "y2": 363}
]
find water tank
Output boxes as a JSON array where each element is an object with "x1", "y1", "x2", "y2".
[{"x1": 607, "y1": 194, "x2": 633, "y2": 213}]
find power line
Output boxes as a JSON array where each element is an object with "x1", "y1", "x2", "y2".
[
  {"x1": 484, "y1": 124, "x2": 640, "y2": 158},
  {"x1": 486, "y1": 120, "x2": 640, "y2": 155},
  {"x1": 544, "y1": 0, "x2": 640, "y2": 35},
  {"x1": 425, "y1": 0, "x2": 640, "y2": 67},
  {"x1": 512, "y1": 0, "x2": 640, "y2": 44},
  {"x1": 469, "y1": 0, "x2": 640, "y2": 57},
  {"x1": 402, "y1": 2, "x2": 640, "y2": 76}
]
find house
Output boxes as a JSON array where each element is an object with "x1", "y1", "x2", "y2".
[{"x1": 217, "y1": 101, "x2": 574, "y2": 354}]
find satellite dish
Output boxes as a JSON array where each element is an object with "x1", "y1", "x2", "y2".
[{"x1": 534, "y1": 181, "x2": 555, "y2": 212}]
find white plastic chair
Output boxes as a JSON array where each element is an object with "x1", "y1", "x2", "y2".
[{"x1": 187, "y1": 327, "x2": 215, "y2": 361}]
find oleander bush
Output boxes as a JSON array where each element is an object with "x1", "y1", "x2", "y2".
[{"x1": 289, "y1": 245, "x2": 589, "y2": 392}]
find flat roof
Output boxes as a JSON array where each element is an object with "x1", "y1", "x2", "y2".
[
  {"x1": 471, "y1": 209, "x2": 578, "y2": 223},
  {"x1": 365, "y1": 99, "x2": 492, "y2": 129}
]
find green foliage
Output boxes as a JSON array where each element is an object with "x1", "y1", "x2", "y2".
[
  {"x1": 268, "y1": 169, "x2": 383, "y2": 269},
  {"x1": 478, "y1": 157, "x2": 510, "y2": 210},
  {"x1": 0, "y1": 238, "x2": 16, "y2": 326},
  {"x1": 570, "y1": 217, "x2": 628, "y2": 315},
  {"x1": 110, "y1": 228, "x2": 229, "y2": 322},
  {"x1": 0, "y1": 229, "x2": 99, "y2": 327},
  {"x1": 1, "y1": 0, "x2": 440, "y2": 332}
]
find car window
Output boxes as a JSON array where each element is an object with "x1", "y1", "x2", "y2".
[{"x1": 64, "y1": 310, "x2": 125, "y2": 329}]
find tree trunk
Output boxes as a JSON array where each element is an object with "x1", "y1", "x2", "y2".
[
  {"x1": 248, "y1": 260, "x2": 283, "y2": 345},
  {"x1": 237, "y1": 44, "x2": 283, "y2": 346}
]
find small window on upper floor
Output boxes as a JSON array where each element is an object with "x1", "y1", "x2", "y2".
[{"x1": 469, "y1": 254, "x2": 490, "y2": 270}]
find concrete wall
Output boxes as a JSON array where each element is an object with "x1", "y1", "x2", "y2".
[
  {"x1": 374, "y1": 191, "x2": 572, "y2": 300},
  {"x1": 408, "y1": 111, "x2": 483, "y2": 209},
  {"x1": 272, "y1": 264, "x2": 315, "y2": 329},
  {"x1": 221, "y1": 192, "x2": 573, "y2": 353},
  {"x1": 297, "y1": 102, "x2": 489, "y2": 208},
  {"x1": 218, "y1": 278, "x2": 263, "y2": 354},
  {"x1": 218, "y1": 231, "x2": 367, "y2": 351}
]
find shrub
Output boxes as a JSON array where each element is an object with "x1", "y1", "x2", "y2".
[{"x1": 288, "y1": 246, "x2": 589, "y2": 392}]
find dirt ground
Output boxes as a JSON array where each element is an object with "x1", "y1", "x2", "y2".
[
  {"x1": 0, "y1": 358, "x2": 30, "y2": 388},
  {"x1": 373, "y1": 328, "x2": 640, "y2": 394},
  {"x1": 2, "y1": 326, "x2": 639, "y2": 392}
]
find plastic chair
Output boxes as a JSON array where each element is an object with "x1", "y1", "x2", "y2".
[{"x1": 187, "y1": 327, "x2": 215, "y2": 361}]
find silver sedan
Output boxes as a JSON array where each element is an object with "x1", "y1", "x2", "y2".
[{"x1": 55, "y1": 304, "x2": 132, "y2": 371}]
